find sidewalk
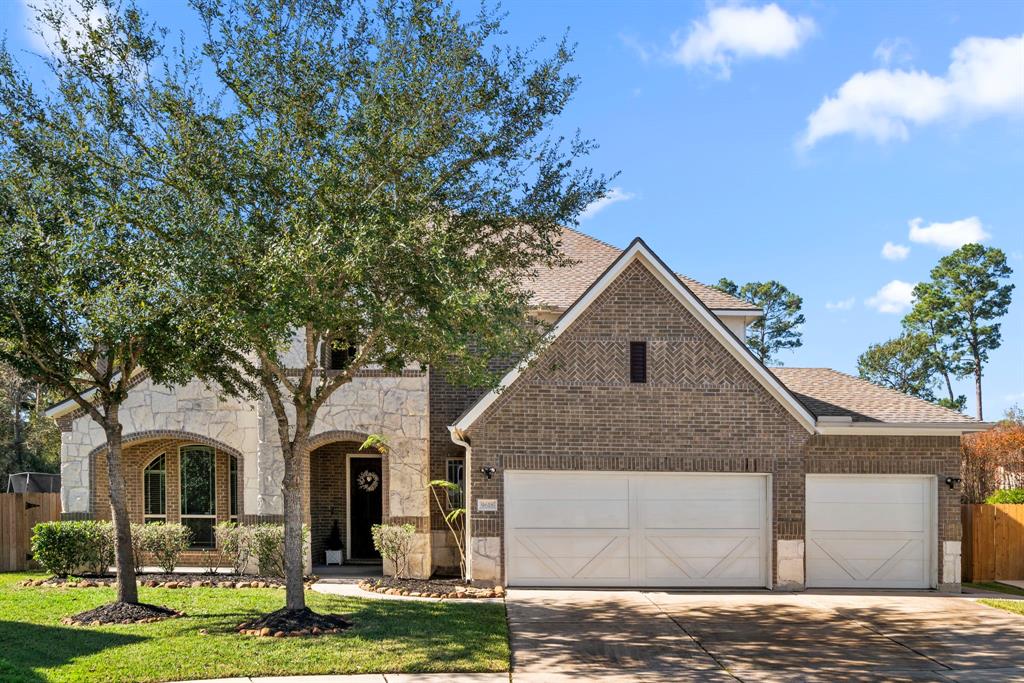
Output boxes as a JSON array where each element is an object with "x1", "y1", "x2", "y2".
[{"x1": 179, "y1": 676, "x2": 509, "y2": 683}]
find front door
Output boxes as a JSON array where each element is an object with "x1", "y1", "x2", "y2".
[{"x1": 348, "y1": 456, "x2": 383, "y2": 560}]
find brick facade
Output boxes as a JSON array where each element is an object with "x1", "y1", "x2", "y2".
[{"x1": 462, "y1": 260, "x2": 962, "y2": 587}]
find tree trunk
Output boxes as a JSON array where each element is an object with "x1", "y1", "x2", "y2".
[
  {"x1": 941, "y1": 368, "x2": 956, "y2": 404},
  {"x1": 102, "y1": 407, "x2": 139, "y2": 604},
  {"x1": 975, "y1": 365, "x2": 984, "y2": 421},
  {"x1": 281, "y1": 435, "x2": 308, "y2": 611}
]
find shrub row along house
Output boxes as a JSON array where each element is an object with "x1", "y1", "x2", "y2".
[{"x1": 49, "y1": 228, "x2": 987, "y2": 590}]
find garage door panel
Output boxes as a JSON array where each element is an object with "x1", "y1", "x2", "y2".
[
  {"x1": 506, "y1": 474, "x2": 628, "y2": 501},
  {"x1": 808, "y1": 479, "x2": 928, "y2": 505},
  {"x1": 509, "y1": 533, "x2": 631, "y2": 583},
  {"x1": 511, "y1": 499, "x2": 630, "y2": 529},
  {"x1": 641, "y1": 499, "x2": 764, "y2": 529},
  {"x1": 808, "y1": 503, "x2": 926, "y2": 533},
  {"x1": 505, "y1": 471, "x2": 768, "y2": 588},
  {"x1": 806, "y1": 476, "x2": 933, "y2": 589}
]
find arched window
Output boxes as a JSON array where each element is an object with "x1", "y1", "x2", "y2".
[
  {"x1": 143, "y1": 454, "x2": 166, "y2": 523},
  {"x1": 180, "y1": 446, "x2": 216, "y2": 548},
  {"x1": 229, "y1": 455, "x2": 239, "y2": 521}
]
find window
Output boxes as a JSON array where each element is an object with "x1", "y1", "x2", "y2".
[
  {"x1": 180, "y1": 446, "x2": 216, "y2": 548},
  {"x1": 630, "y1": 341, "x2": 647, "y2": 383},
  {"x1": 328, "y1": 341, "x2": 358, "y2": 370},
  {"x1": 446, "y1": 458, "x2": 465, "y2": 509},
  {"x1": 143, "y1": 454, "x2": 166, "y2": 523},
  {"x1": 229, "y1": 456, "x2": 239, "y2": 521}
]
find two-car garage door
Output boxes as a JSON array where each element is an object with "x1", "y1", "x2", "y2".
[
  {"x1": 505, "y1": 471, "x2": 936, "y2": 589},
  {"x1": 505, "y1": 472, "x2": 769, "y2": 587}
]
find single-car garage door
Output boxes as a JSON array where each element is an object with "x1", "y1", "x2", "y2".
[
  {"x1": 505, "y1": 471, "x2": 768, "y2": 587},
  {"x1": 806, "y1": 475, "x2": 935, "y2": 589}
]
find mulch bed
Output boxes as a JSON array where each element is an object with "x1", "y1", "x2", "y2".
[
  {"x1": 237, "y1": 607, "x2": 351, "y2": 638},
  {"x1": 22, "y1": 574, "x2": 319, "y2": 590},
  {"x1": 358, "y1": 576, "x2": 504, "y2": 599},
  {"x1": 61, "y1": 601, "x2": 183, "y2": 626}
]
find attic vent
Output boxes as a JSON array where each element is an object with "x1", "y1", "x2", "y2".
[{"x1": 630, "y1": 341, "x2": 647, "y2": 384}]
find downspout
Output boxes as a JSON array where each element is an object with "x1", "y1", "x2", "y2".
[{"x1": 448, "y1": 425, "x2": 473, "y2": 581}]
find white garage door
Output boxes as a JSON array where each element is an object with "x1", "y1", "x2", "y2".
[
  {"x1": 505, "y1": 471, "x2": 768, "y2": 587},
  {"x1": 806, "y1": 475, "x2": 935, "y2": 589}
]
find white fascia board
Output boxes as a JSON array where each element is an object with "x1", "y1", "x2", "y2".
[
  {"x1": 815, "y1": 422, "x2": 992, "y2": 436},
  {"x1": 713, "y1": 309, "x2": 762, "y2": 318},
  {"x1": 454, "y1": 238, "x2": 818, "y2": 434}
]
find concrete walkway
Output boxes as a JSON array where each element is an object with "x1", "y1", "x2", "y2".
[{"x1": 507, "y1": 588, "x2": 1024, "y2": 682}]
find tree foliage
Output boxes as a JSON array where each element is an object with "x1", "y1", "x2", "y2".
[
  {"x1": 714, "y1": 279, "x2": 804, "y2": 364},
  {"x1": 0, "y1": 363, "x2": 60, "y2": 484},
  {"x1": 908, "y1": 244, "x2": 1013, "y2": 420},
  {"x1": 856, "y1": 333, "x2": 938, "y2": 402},
  {"x1": 961, "y1": 422, "x2": 1024, "y2": 503}
]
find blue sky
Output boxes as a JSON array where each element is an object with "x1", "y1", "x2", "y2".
[{"x1": 4, "y1": 0, "x2": 1022, "y2": 419}]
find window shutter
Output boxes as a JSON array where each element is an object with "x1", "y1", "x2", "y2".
[{"x1": 630, "y1": 341, "x2": 647, "y2": 384}]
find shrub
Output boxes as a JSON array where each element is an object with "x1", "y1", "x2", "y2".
[
  {"x1": 986, "y1": 488, "x2": 1024, "y2": 504},
  {"x1": 371, "y1": 523, "x2": 416, "y2": 578},
  {"x1": 250, "y1": 524, "x2": 307, "y2": 577},
  {"x1": 215, "y1": 522, "x2": 252, "y2": 575},
  {"x1": 962, "y1": 423, "x2": 1024, "y2": 503},
  {"x1": 130, "y1": 523, "x2": 148, "y2": 574},
  {"x1": 31, "y1": 521, "x2": 92, "y2": 577},
  {"x1": 82, "y1": 521, "x2": 115, "y2": 575},
  {"x1": 140, "y1": 523, "x2": 192, "y2": 573}
]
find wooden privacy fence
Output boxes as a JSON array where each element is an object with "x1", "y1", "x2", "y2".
[
  {"x1": 0, "y1": 492, "x2": 61, "y2": 572},
  {"x1": 962, "y1": 504, "x2": 1024, "y2": 582}
]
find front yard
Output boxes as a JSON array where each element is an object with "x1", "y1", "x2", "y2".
[{"x1": 0, "y1": 573, "x2": 509, "y2": 683}]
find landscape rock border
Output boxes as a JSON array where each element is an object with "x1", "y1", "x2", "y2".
[
  {"x1": 357, "y1": 578, "x2": 505, "y2": 600},
  {"x1": 21, "y1": 576, "x2": 320, "y2": 590}
]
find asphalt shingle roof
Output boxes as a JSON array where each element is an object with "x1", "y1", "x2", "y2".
[
  {"x1": 771, "y1": 367, "x2": 979, "y2": 424},
  {"x1": 528, "y1": 227, "x2": 759, "y2": 312}
]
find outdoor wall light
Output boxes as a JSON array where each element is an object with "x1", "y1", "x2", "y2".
[
  {"x1": 945, "y1": 476, "x2": 962, "y2": 490},
  {"x1": 480, "y1": 466, "x2": 496, "y2": 479}
]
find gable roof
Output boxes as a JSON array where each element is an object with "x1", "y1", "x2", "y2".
[
  {"x1": 771, "y1": 367, "x2": 981, "y2": 425},
  {"x1": 528, "y1": 227, "x2": 759, "y2": 313},
  {"x1": 454, "y1": 237, "x2": 817, "y2": 435}
]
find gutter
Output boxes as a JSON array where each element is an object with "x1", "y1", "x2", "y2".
[
  {"x1": 448, "y1": 425, "x2": 474, "y2": 581},
  {"x1": 814, "y1": 416, "x2": 993, "y2": 436}
]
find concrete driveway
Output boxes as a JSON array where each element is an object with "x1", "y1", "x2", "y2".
[{"x1": 506, "y1": 588, "x2": 1024, "y2": 682}]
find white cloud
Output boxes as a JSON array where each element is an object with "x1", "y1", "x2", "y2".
[
  {"x1": 21, "y1": 0, "x2": 109, "y2": 54},
  {"x1": 866, "y1": 280, "x2": 916, "y2": 314},
  {"x1": 670, "y1": 3, "x2": 816, "y2": 79},
  {"x1": 908, "y1": 216, "x2": 990, "y2": 249},
  {"x1": 580, "y1": 187, "x2": 636, "y2": 220},
  {"x1": 620, "y1": 34, "x2": 653, "y2": 63},
  {"x1": 881, "y1": 241, "x2": 911, "y2": 261},
  {"x1": 801, "y1": 34, "x2": 1024, "y2": 148},
  {"x1": 826, "y1": 297, "x2": 855, "y2": 311},
  {"x1": 874, "y1": 38, "x2": 913, "y2": 66}
]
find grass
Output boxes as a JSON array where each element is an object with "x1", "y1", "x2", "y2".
[
  {"x1": 965, "y1": 581, "x2": 1024, "y2": 597},
  {"x1": 0, "y1": 572, "x2": 509, "y2": 683},
  {"x1": 978, "y1": 599, "x2": 1024, "y2": 617}
]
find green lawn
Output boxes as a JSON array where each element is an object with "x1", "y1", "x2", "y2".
[
  {"x1": 0, "y1": 573, "x2": 509, "y2": 683},
  {"x1": 978, "y1": 599, "x2": 1024, "y2": 617},
  {"x1": 965, "y1": 581, "x2": 1024, "y2": 597}
]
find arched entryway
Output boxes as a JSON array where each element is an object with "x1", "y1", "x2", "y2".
[
  {"x1": 307, "y1": 434, "x2": 388, "y2": 566},
  {"x1": 89, "y1": 433, "x2": 244, "y2": 562}
]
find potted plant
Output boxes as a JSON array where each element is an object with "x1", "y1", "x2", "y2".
[{"x1": 324, "y1": 520, "x2": 344, "y2": 566}]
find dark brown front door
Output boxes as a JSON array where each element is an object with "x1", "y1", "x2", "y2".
[{"x1": 348, "y1": 457, "x2": 383, "y2": 560}]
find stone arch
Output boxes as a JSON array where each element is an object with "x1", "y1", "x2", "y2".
[{"x1": 306, "y1": 429, "x2": 373, "y2": 453}]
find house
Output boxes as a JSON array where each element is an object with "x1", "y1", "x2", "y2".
[{"x1": 48, "y1": 228, "x2": 986, "y2": 589}]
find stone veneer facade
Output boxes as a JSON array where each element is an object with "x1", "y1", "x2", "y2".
[
  {"x1": 58, "y1": 364, "x2": 433, "y2": 576},
  {"x1": 460, "y1": 260, "x2": 962, "y2": 589}
]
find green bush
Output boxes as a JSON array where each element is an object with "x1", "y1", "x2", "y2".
[
  {"x1": 214, "y1": 522, "x2": 252, "y2": 575},
  {"x1": 986, "y1": 488, "x2": 1024, "y2": 504},
  {"x1": 371, "y1": 523, "x2": 416, "y2": 578},
  {"x1": 130, "y1": 523, "x2": 147, "y2": 574},
  {"x1": 82, "y1": 521, "x2": 115, "y2": 575},
  {"x1": 139, "y1": 523, "x2": 192, "y2": 572},
  {"x1": 250, "y1": 524, "x2": 307, "y2": 578},
  {"x1": 31, "y1": 521, "x2": 92, "y2": 577}
]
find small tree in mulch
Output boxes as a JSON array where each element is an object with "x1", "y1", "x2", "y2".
[{"x1": 429, "y1": 480, "x2": 467, "y2": 580}]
